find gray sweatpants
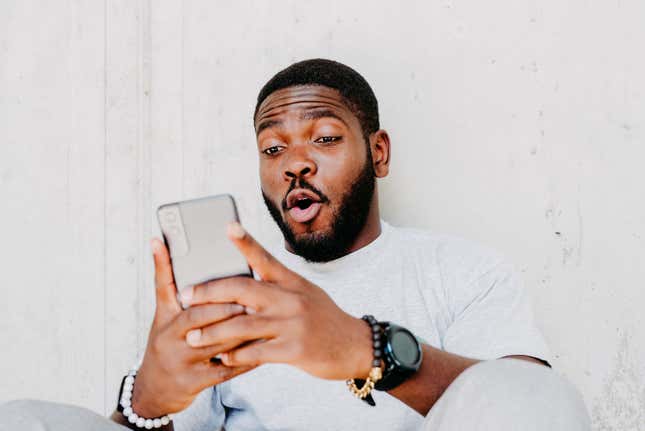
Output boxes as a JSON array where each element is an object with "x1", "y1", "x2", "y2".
[{"x1": 0, "y1": 359, "x2": 590, "y2": 430}]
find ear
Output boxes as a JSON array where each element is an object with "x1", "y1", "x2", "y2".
[{"x1": 369, "y1": 129, "x2": 391, "y2": 178}]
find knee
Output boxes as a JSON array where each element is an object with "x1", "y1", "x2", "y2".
[
  {"x1": 424, "y1": 359, "x2": 591, "y2": 431},
  {"x1": 0, "y1": 399, "x2": 115, "y2": 431},
  {"x1": 0, "y1": 399, "x2": 53, "y2": 429},
  {"x1": 0, "y1": 399, "x2": 53, "y2": 415}
]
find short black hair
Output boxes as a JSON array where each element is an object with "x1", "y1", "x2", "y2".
[{"x1": 254, "y1": 58, "x2": 380, "y2": 139}]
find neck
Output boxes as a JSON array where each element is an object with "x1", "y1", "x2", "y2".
[{"x1": 344, "y1": 190, "x2": 382, "y2": 254}]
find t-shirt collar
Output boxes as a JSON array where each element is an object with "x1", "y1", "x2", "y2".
[{"x1": 275, "y1": 218, "x2": 391, "y2": 274}]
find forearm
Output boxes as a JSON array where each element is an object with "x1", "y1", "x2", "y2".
[
  {"x1": 109, "y1": 410, "x2": 174, "y2": 431},
  {"x1": 387, "y1": 345, "x2": 549, "y2": 415},
  {"x1": 387, "y1": 344, "x2": 479, "y2": 415}
]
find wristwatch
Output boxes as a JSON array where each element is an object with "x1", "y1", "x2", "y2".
[{"x1": 374, "y1": 322, "x2": 423, "y2": 391}]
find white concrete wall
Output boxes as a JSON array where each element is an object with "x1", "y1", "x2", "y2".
[{"x1": 1, "y1": 1, "x2": 643, "y2": 429}]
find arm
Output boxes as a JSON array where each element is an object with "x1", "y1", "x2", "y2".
[
  {"x1": 184, "y1": 223, "x2": 550, "y2": 417},
  {"x1": 348, "y1": 315, "x2": 546, "y2": 415},
  {"x1": 383, "y1": 347, "x2": 546, "y2": 415}
]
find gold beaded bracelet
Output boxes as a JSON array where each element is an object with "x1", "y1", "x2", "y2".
[
  {"x1": 346, "y1": 315, "x2": 384, "y2": 404},
  {"x1": 346, "y1": 366, "x2": 383, "y2": 399}
]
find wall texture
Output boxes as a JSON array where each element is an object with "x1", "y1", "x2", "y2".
[{"x1": 1, "y1": 1, "x2": 643, "y2": 429}]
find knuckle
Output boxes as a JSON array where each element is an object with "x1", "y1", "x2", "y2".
[
  {"x1": 289, "y1": 341, "x2": 306, "y2": 362},
  {"x1": 149, "y1": 335, "x2": 169, "y2": 358},
  {"x1": 224, "y1": 303, "x2": 242, "y2": 317},
  {"x1": 203, "y1": 317, "x2": 237, "y2": 341},
  {"x1": 185, "y1": 307, "x2": 204, "y2": 327},
  {"x1": 232, "y1": 315, "x2": 254, "y2": 333},
  {"x1": 289, "y1": 293, "x2": 308, "y2": 314},
  {"x1": 226, "y1": 350, "x2": 238, "y2": 365},
  {"x1": 201, "y1": 323, "x2": 221, "y2": 342},
  {"x1": 244, "y1": 349, "x2": 260, "y2": 365},
  {"x1": 238, "y1": 277, "x2": 254, "y2": 291},
  {"x1": 150, "y1": 337, "x2": 162, "y2": 355},
  {"x1": 191, "y1": 283, "x2": 208, "y2": 302}
]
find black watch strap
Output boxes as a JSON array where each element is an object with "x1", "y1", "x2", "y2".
[
  {"x1": 116, "y1": 375, "x2": 127, "y2": 412},
  {"x1": 374, "y1": 366, "x2": 415, "y2": 391}
]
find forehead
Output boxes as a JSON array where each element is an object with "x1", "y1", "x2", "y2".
[{"x1": 254, "y1": 85, "x2": 359, "y2": 134}]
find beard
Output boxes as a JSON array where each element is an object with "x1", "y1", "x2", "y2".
[{"x1": 262, "y1": 154, "x2": 376, "y2": 263}]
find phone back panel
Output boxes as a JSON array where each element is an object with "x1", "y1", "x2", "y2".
[{"x1": 157, "y1": 194, "x2": 251, "y2": 292}]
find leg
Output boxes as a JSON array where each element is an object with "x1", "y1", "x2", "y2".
[
  {"x1": 0, "y1": 399, "x2": 128, "y2": 431},
  {"x1": 423, "y1": 359, "x2": 591, "y2": 431}
]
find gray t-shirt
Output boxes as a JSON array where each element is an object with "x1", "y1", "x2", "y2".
[{"x1": 175, "y1": 219, "x2": 551, "y2": 431}]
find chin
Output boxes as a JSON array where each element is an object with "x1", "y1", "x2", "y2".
[{"x1": 285, "y1": 207, "x2": 333, "y2": 236}]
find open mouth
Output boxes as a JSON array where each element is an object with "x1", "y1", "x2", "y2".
[
  {"x1": 286, "y1": 190, "x2": 323, "y2": 223},
  {"x1": 294, "y1": 197, "x2": 315, "y2": 210}
]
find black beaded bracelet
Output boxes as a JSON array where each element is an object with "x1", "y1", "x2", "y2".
[
  {"x1": 363, "y1": 315, "x2": 384, "y2": 368},
  {"x1": 345, "y1": 315, "x2": 384, "y2": 406}
]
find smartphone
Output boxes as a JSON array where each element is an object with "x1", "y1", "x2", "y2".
[{"x1": 157, "y1": 194, "x2": 253, "y2": 307}]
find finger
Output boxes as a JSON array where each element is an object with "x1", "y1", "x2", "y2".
[
  {"x1": 184, "y1": 276, "x2": 278, "y2": 310},
  {"x1": 227, "y1": 222, "x2": 290, "y2": 282},
  {"x1": 194, "y1": 361, "x2": 256, "y2": 389},
  {"x1": 219, "y1": 339, "x2": 288, "y2": 367},
  {"x1": 151, "y1": 238, "x2": 181, "y2": 322},
  {"x1": 188, "y1": 338, "x2": 254, "y2": 363},
  {"x1": 188, "y1": 336, "x2": 269, "y2": 363},
  {"x1": 173, "y1": 303, "x2": 246, "y2": 336},
  {"x1": 185, "y1": 314, "x2": 276, "y2": 348}
]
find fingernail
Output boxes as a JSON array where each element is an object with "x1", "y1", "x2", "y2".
[
  {"x1": 232, "y1": 304, "x2": 245, "y2": 313},
  {"x1": 180, "y1": 285, "x2": 193, "y2": 304},
  {"x1": 220, "y1": 353, "x2": 230, "y2": 364},
  {"x1": 186, "y1": 329, "x2": 201, "y2": 346},
  {"x1": 244, "y1": 306, "x2": 257, "y2": 315},
  {"x1": 227, "y1": 222, "x2": 245, "y2": 239},
  {"x1": 151, "y1": 239, "x2": 160, "y2": 254}
]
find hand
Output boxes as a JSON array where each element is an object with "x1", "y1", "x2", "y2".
[
  {"x1": 131, "y1": 239, "x2": 255, "y2": 418},
  {"x1": 180, "y1": 222, "x2": 373, "y2": 381}
]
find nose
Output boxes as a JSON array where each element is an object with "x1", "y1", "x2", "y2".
[{"x1": 283, "y1": 147, "x2": 317, "y2": 181}]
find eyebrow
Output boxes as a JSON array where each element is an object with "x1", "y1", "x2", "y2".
[
  {"x1": 255, "y1": 119, "x2": 282, "y2": 135},
  {"x1": 300, "y1": 109, "x2": 348, "y2": 126},
  {"x1": 255, "y1": 108, "x2": 349, "y2": 135}
]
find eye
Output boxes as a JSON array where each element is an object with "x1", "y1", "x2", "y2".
[
  {"x1": 262, "y1": 146, "x2": 284, "y2": 156},
  {"x1": 314, "y1": 136, "x2": 341, "y2": 144}
]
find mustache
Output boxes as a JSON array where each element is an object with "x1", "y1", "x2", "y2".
[{"x1": 281, "y1": 178, "x2": 329, "y2": 211}]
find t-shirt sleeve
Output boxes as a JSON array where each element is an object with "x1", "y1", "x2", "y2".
[
  {"x1": 173, "y1": 386, "x2": 225, "y2": 431},
  {"x1": 441, "y1": 253, "x2": 552, "y2": 364}
]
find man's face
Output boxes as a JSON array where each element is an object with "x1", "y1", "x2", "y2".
[{"x1": 255, "y1": 85, "x2": 375, "y2": 262}]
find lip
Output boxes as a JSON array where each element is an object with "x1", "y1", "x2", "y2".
[
  {"x1": 288, "y1": 202, "x2": 322, "y2": 223},
  {"x1": 286, "y1": 188, "x2": 322, "y2": 209}
]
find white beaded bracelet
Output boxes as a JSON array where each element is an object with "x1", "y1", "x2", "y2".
[{"x1": 119, "y1": 362, "x2": 174, "y2": 429}]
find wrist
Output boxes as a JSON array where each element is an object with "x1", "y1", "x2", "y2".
[
  {"x1": 131, "y1": 378, "x2": 166, "y2": 419},
  {"x1": 118, "y1": 363, "x2": 174, "y2": 429}
]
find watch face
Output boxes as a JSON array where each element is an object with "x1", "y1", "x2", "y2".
[{"x1": 390, "y1": 329, "x2": 420, "y2": 366}]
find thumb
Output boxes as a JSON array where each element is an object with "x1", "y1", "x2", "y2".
[{"x1": 151, "y1": 238, "x2": 182, "y2": 324}]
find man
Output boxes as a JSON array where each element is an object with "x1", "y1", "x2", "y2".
[{"x1": 0, "y1": 59, "x2": 590, "y2": 430}]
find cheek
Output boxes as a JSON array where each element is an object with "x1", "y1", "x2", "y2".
[
  {"x1": 259, "y1": 163, "x2": 280, "y2": 190},
  {"x1": 317, "y1": 151, "x2": 363, "y2": 193}
]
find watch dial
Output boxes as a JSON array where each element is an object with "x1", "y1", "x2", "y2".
[{"x1": 391, "y1": 330, "x2": 420, "y2": 365}]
